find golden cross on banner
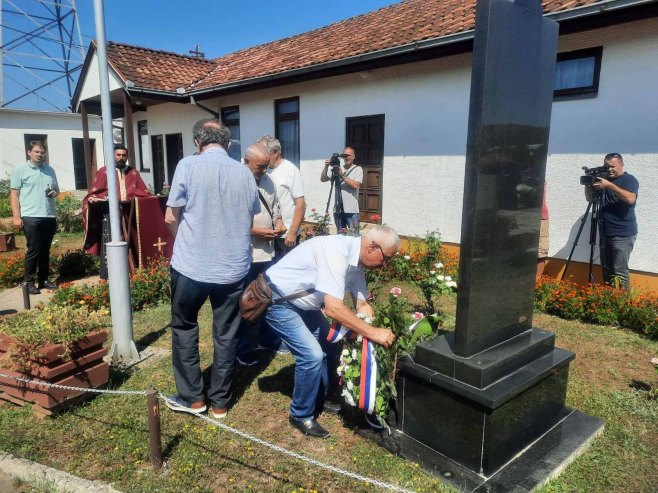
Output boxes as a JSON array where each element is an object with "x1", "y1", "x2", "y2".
[{"x1": 153, "y1": 237, "x2": 167, "y2": 252}]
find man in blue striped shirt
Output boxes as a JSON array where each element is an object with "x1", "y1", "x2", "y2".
[{"x1": 164, "y1": 119, "x2": 259, "y2": 419}]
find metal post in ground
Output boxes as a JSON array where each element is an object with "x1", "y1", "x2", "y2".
[
  {"x1": 147, "y1": 387, "x2": 162, "y2": 469},
  {"x1": 22, "y1": 283, "x2": 31, "y2": 310},
  {"x1": 93, "y1": 0, "x2": 139, "y2": 364}
]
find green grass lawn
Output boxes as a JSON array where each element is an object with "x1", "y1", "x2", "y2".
[{"x1": 0, "y1": 292, "x2": 656, "y2": 492}]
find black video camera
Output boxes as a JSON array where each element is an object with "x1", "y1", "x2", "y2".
[
  {"x1": 329, "y1": 153, "x2": 349, "y2": 173},
  {"x1": 580, "y1": 165, "x2": 609, "y2": 186}
]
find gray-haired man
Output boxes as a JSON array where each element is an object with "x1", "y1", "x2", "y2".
[{"x1": 164, "y1": 118, "x2": 259, "y2": 418}]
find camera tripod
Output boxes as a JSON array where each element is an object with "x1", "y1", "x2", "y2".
[
  {"x1": 325, "y1": 167, "x2": 345, "y2": 224},
  {"x1": 560, "y1": 191, "x2": 607, "y2": 283}
]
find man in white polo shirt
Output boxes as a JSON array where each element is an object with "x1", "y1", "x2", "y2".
[
  {"x1": 257, "y1": 135, "x2": 305, "y2": 259},
  {"x1": 264, "y1": 225, "x2": 399, "y2": 438}
]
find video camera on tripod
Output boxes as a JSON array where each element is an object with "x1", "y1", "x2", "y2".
[
  {"x1": 329, "y1": 153, "x2": 350, "y2": 174},
  {"x1": 580, "y1": 165, "x2": 609, "y2": 186}
]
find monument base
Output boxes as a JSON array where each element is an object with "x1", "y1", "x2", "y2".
[
  {"x1": 350, "y1": 331, "x2": 603, "y2": 492},
  {"x1": 359, "y1": 409, "x2": 603, "y2": 492}
]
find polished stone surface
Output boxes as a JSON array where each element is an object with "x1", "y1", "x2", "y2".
[
  {"x1": 415, "y1": 328, "x2": 556, "y2": 388},
  {"x1": 401, "y1": 348, "x2": 573, "y2": 409},
  {"x1": 362, "y1": 409, "x2": 604, "y2": 492},
  {"x1": 398, "y1": 364, "x2": 571, "y2": 475},
  {"x1": 454, "y1": 0, "x2": 559, "y2": 357}
]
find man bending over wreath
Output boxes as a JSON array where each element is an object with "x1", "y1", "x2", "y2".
[{"x1": 263, "y1": 225, "x2": 399, "y2": 438}]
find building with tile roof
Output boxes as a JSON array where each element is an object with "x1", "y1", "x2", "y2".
[{"x1": 73, "y1": 0, "x2": 658, "y2": 287}]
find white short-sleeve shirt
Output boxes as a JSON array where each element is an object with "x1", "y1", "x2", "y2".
[
  {"x1": 266, "y1": 235, "x2": 367, "y2": 310},
  {"x1": 267, "y1": 159, "x2": 304, "y2": 235}
]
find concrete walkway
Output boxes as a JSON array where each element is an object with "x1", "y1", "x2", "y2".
[{"x1": 0, "y1": 277, "x2": 100, "y2": 315}]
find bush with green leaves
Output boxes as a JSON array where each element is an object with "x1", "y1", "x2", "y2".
[{"x1": 55, "y1": 194, "x2": 83, "y2": 233}]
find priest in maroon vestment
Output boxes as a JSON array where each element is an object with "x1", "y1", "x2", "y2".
[{"x1": 83, "y1": 145, "x2": 151, "y2": 254}]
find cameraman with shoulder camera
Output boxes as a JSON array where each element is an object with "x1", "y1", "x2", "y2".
[
  {"x1": 321, "y1": 147, "x2": 363, "y2": 232},
  {"x1": 586, "y1": 152, "x2": 639, "y2": 290}
]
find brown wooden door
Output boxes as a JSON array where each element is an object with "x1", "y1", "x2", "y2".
[
  {"x1": 346, "y1": 115, "x2": 385, "y2": 223},
  {"x1": 151, "y1": 135, "x2": 165, "y2": 194}
]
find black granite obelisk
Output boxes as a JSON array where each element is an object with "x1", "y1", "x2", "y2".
[{"x1": 372, "y1": 1, "x2": 604, "y2": 490}]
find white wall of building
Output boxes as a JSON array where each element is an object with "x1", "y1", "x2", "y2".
[
  {"x1": 0, "y1": 109, "x2": 105, "y2": 191},
  {"x1": 125, "y1": 17, "x2": 658, "y2": 274}
]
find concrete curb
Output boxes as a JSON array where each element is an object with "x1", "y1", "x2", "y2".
[{"x1": 0, "y1": 452, "x2": 123, "y2": 493}]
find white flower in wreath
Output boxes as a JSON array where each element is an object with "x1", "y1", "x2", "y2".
[
  {"x1": 430, "y1": 270, "x2": 436, "y2": 275},
  {"x1": 445, "y1": 275, "x2": 453, "y2": 282},
  {"x1": 446, "y1": 280, "x2": 457, "y2": 288},
  {"x1": 336, "y1": 366, "x2": 344, "y2": 375},
  {"x1": 346, "y1": 380, "x2": 354, "y2": 391},
  {"x1": 437, "y1": 275, "x2": 445, "y2": 281},
  {"x1": 352, "y1": 349, "x2": 358, "y2": 359},
  {"x1": 357, "y1": 335, "x2": 363, "y2": 343},
  {"x1": 434, "y1": 262, "x2": 444, "y2": 269},
  {"x1": 403, "y1": 255, "x2": 411, "y2": 260},
  {"x1": 342, "y1": 388, "x2": 356, "y2": 407},
  {"x1": 342, "y1": 349, "x2": 350, "y2": 357}
]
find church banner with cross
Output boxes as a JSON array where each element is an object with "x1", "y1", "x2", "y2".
[{"x1": 131, "y1": 196, "x2": 173, "y2": 266}]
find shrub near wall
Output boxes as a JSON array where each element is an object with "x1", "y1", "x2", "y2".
[{"x1": 535, "y1": 277, "x2": 657, "y2": 339}]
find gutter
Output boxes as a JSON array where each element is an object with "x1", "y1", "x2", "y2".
[{"x1": 125, "y1": 0, "x2": 657, "y2": 100}]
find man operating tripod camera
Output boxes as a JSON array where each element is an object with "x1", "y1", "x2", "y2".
[
  {"x1": 584, "y1": 152, "x2": 639, "y2": 290},
  {"x1": 321, "y1": 147, "x2": 363, "y2": 233}
]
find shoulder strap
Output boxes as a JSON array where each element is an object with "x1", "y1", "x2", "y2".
[
  {"x1": 258, "y1": 190, "x2": 273, "y2": 218},
  {"x1": 274, "y1": 288, "x2": 316, "y2": 303}
]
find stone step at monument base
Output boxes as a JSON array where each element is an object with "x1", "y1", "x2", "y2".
[
  {"x1": 414, "y1": 328, "x2": 556, "y2": 389},
  {"x1": 361, "y1": 409, "x2": 603, "y2": 492}
]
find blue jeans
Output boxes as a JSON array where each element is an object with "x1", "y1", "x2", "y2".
[
  {"x1": 236, "y1": 261, "x2": 285, "y2": 356},
  {"x1": 601, "y1": 235, "x2": 635, "y2": 290},
  {"x1": 264, "y1": 301, "x2": 334, "y2": 421},
  {"x1": 334, "y1": 212, "x2": 360, "y2": 233}
]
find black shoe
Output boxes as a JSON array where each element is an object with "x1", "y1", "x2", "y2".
[
  {"x1": 38, "y1": 280, "x2": 58, "y2": 290},
  {"x1": 236, "y1": 350, "x2": 260, "y2": 367},
  {"x1": 26, "y1": 283, "x2": 40, "y2": 295},
  {"x1": 289, "y1": 416, "x2": 330, "y2": 438},
  {"x1": 322, "y1": 400, "x2": 341, "y2": 415}
]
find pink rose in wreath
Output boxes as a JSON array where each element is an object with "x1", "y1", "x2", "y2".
[
  {"x1": 413, "y1": 312, "x2": 424, "y2": 320},
  {"x1": 390, "y1": 286, "x2": 402, "y2": 297}
]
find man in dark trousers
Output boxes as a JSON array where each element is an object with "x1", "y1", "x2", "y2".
[
  {"x1": 10, "y1": 140, "x2": 60, "y2": 294},
  {"x1": 164, "y1": 119, "x2": 258, "y2": 419},
  {"x1": 589, "y1": 152, "x2": 639, "y2": 289}
]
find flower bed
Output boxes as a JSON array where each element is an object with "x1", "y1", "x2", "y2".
[
  {"x1": 0, "y1": 249, "x2": 99, "y2": 288},
  {"x1": 51, "y1": 255, "x2": 171, "y2": 311},
  {"x1": 535, "y1": 277, "x2": 657, "y2": 338}
]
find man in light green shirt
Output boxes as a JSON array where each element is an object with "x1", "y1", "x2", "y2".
[{"x1": 10, "y1": 141, "x2": 60, "y2": 294}]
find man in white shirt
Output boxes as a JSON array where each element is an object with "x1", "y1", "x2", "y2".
[
  {"x1": 257, "y1": 135, "x2": 305, "y2": 258},
  {"x1": 321, "y1": 146, "x2": 363, "y2": 232},
  {"x1": 235, "y1": 143, "x2": 287, "y2": 366},
  {"x1": 264, "y1": 225, "x2": 399, "y2": 438}
]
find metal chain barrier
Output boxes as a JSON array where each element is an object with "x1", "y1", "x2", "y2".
[
  {"x1": 158, "y1": 394, "x2": 418, "y2": 493},
  {"x1": 0, "y1": 372, "x2": 418, "y2": 493},
  {"x1": 0, "y1": 372, "x2": 148, "y2": 396}
]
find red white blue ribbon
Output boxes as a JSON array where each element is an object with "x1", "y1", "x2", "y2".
[
  {"x1": 358, "y1": 338, "x2": 378, "y2": 414},
  {"x1": 327, "y1": 321, "x2": 352, "y2": 342}
]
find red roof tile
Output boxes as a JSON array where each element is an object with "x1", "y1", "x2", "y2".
[
  {"x1": 105, "y1": 42, "x2": 215, "y2": 91},
  {"x1": 103, "y1": 0, "x2": 611, "y2": 93}
]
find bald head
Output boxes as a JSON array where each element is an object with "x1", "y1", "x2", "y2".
[{"x1": 244, "y1": 143, "x2": 271, "y2": 179}]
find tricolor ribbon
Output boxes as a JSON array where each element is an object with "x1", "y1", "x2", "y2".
[
  {"x1": 327, "y1": 320, "x2": 378, "y2": 415},
  {"x1": 358, "y1": 338, "x2": 378, "y2": 414},
  {"x1": 326, "y1": 321, "x2": 352, "y2": 342}
]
